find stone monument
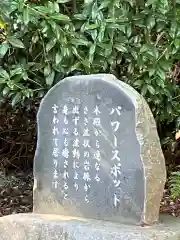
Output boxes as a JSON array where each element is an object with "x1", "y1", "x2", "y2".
[
  {"x1": 33, "y1": 74, "x2": 166, "y2": 226},
  {"x1": 1, "y1": 74, "x2": 177, "y2": 240}
]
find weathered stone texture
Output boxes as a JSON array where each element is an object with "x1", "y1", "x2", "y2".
[
  {"x1": 33, "y1": 74, "x2": 166, "y2": 225},
  {"x1": 0, "y1": 214, "x2": 180, "y2": 240}
]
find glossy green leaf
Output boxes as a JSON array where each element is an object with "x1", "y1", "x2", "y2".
[
  {"x1": 114, "y1": 44, "x2": 128, "y2": 53},
  {"x1": 82, "y1": 59, "x2": 91, "y2": 68},
  {"x1": 0, "y1": 78, "x2": 6, "y2": 83},
  {"x1": 83, "y1": 23, "x2": 99, "y2": 31},
  {"x1": 50, "y1": 13, "x2": 70, "y2": 22},
  {"x1": 46, "y1": 70, "x2": 55, "y2": 86},
  {"x1": 84, "y1": 0, "x2": 94, "y2": 4},
  {"x1": 46, "y1": 38, "x2": 57, "y2": 52},
  {"x1": 156, "y1": 21, "x2": 166, "y2": 32},
  {"x1": 174, "y1": 38, "x2": 180, "y2": 49},
  {"x1": 57, "y1": 0, "x2": 71, "y2": 2},
  {"x1": 156, "y1": 77, "x2": 165, "y2": 88},
  {"x1": 147, "y1": 85, "x2": 155, "y2": 95},
  {"x1": 89, "y1": 44, "x2": 96, "y2": 63},
  {"x1": 134, "y1": 80, "x2": 143, "y2": 87},
  {"x1": 149, "y1": 68, "x2": 155, "y2": 77},
  {"x1": 98, "y1": 24, "x2": 105, "y2": 42},
  {"x1": 145, "y1": 0, "x2": 157, "y2": 6},
  {"x1": 147, "y1": 16, "x2": 155, "y2": 30},
  {"x1": 3, "y1": 86, "x2": 10, "y2": 96},
  {"x1": 17, "y1": 0, "x2": 24, "y2": 11},
  {"x1": 141, "y1": 84, "x2": 147, "y2": 96},
  {"x1": 0, "y1": 42, "x2": 9, "y2": 58},
  {"x1": 55, "y1": 52, "x2": 62, "y2": 65},
  {"x1": 126, "y1": 25, "x2": 132, "y2": 38},
  {"x1": 47, "y1": 1, "x2": 55, "y2": 13},
  {"x1": 10, "y1": 67, "x2": 23, "y2": 77},
  {"x1": 99, "y1": 0, "x2": 109, "y2": 9},
  {"x1": 8, "y1": 37, "x2": 25, "y2": 49},
  {"x1": 131, "y1": 51, "x2": 138, "y2": 60},
  {"x1": 159, "y1": 60, "x2": 171, "y2": 71},
  {"x1": 72, "y1": 47, "x2": 81, "y2": 58},
  {"x1": 71, "y1": 38, "x2": 90, "y2": 46},
  {"x1": 31, "y1": 63, "x2": 43, "y2": 71},
  {"x1": 35, "y1": 6, "x2": 52, "y2": 14},
  {"x1": 157, "y1": 68, "x2": 166, "y2": 80},
  {"x1": 44, "y1": 65, "x2": 51, "y2": 77},
  {"x1": 140, "y1": 44, "x2": 149, "y2": 53},
  {"x1": 12, "y1": 92, "x2": 21, "y2": 107},
  {"x1": 54, "y1": 2, "x2": 59, "y2": 13},
  {"x1": 23, "y1": 7, "x2": 29, "y2": 25},
  {"x1": 70, "y1": 61, "x2": 82, "y2": 72},
  {"x1": 0, "y1": 68, "x2": 9, "y2": 79},
  {"x1": 73, "y1": 14, "x2": 87, "y2": 20},
  {"x1": 90, "y1": 30, "x2": 98, "y2": 41}
]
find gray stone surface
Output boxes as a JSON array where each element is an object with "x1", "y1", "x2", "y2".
[
  {"x1": 33, "y1": 74, "x2": 166, "y2": 225},
  {"x1": 0, "y1": 213, "x2": 180, "y2": 240}
]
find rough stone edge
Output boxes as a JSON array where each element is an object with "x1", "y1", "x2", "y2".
[
  {"x1": 0, "y1": 213, "x2": 180, "y2": 240},
  {"x1": 100, "y1": 74, "x2": 166, "y2": 224},
  {"x1": 33, "y1": 73, "x2": 166, "y2": 225}
]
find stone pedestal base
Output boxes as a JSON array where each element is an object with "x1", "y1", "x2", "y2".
[{"x1": 0, "y1": 213, "x2": 180, "y2": 240}]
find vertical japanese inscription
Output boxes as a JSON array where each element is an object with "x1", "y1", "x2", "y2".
[
  {"x1": 93, "y1": 106, "x2": 101, "y2": 183},
  {"x1": 72, "y1": 105, "x2": 80, "y2": 193},
  {"x1": 51, "y1": 99, "x2": 123, "y2": 208},
  {"x1": 83, "y1": 106, "x2": 91, "y2": 203},
  {"x1": 52, "y1": 104, "x2": 59, "y2": 190},
  {"x1": 110, "y1": 106, "x2": 122, "y2": 207},
  {"x1": 62, "y1": 105, "x2": 69, "y2": 200}
]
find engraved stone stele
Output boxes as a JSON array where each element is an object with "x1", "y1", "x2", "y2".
[{"x1": 33, "y1": 74, "x2": 166, "y2": 226}]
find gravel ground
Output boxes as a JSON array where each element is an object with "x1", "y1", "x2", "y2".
[{"x1": 0, "y1": 171, "x2": 33, "y2": 217}]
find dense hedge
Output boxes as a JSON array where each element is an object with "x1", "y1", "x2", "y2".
[{"x1": 0, "y1": 0, "x2": 180, "y2": 138}]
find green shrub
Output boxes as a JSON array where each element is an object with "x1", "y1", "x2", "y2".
[
  {"x1": 169, "y1": 171, "x2": 180, "y2": 199},
  {"x1": 0, "y1": 0, "x2": 180, "y2": 128}
]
